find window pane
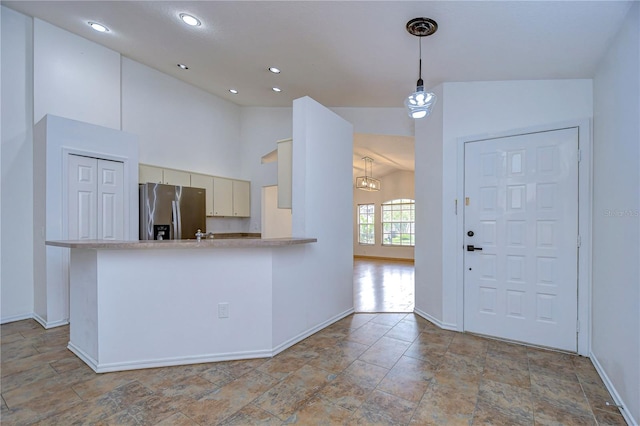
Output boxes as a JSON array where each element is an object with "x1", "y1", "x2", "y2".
[{"x1": 381, "y1": 199, "x2": 415, "y2": 247}]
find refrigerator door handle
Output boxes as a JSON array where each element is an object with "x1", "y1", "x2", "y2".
[{"x1": 172, "y1": 200, "x2": 181, "y2": 239}]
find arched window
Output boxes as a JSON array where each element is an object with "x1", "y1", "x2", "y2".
[{"x1": 381, "y1": 199, "x2": 415, "y2": 246}]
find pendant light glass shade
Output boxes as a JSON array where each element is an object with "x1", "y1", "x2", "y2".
[
  {"x1": 405, "y1": 81, "x2": 437, "y2": 119},
  {"x1": 356, "y1": 157, "x2": 381, "y2": 191},
  {"x1": 405, "y1": 17, "x2": 438, "y2": 119}
]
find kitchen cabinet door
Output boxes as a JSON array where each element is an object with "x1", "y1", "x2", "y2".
[
  {"x1": 190, "y1": 173, "x2": 214, "y2": 216},
  {"x1": 163, "y1": 169, "x2": 191, "y2": 187},
  {"x1": 213, "y1": 177, "x2": 233, "y2": 216},
  {"x1": 277, "y1": 138, "x2": 292, "y2": 209},
  {"x1": 139, "y1": 164, "x2": 163, "y2": 183},
  {"x1": 232, "y1": 180, "x2": 251, "y2": 217}
]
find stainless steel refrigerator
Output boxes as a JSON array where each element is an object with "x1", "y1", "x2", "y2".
[{"x1": 139, "y1": 183, "x2": 206, "y2": 240}]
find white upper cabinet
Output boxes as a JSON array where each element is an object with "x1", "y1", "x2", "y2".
[
  {"x1": 277, "y1": 138, "x2": 293, "y2": 209},
  {"x1": 232, "y1": 180, "x2": 251, "y2": 217},
  {"x1": 162, "y1": 169, "x2": 190, "y2": 186},
  {"x1": 213, "y1": 177, "x2": 233, "y2": 217},
  {"x1": 140, "y1": 163, "x2": 250, "y2": 217},
  {"x1": 190, "y1": 173, "x2": 214, "y2": 216},
  {"x1": 139, "y1": 164, "x2": 163, "y2": 184}
]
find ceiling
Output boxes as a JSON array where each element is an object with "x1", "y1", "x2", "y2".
[{"x1": 4, "y1": 0, "x2": 633, "y2": 178}]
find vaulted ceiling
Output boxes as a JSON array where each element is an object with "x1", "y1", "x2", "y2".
[{"x1": 4, "y1": 1, "x2": 633, "y2": 178}]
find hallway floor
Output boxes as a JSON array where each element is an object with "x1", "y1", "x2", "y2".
[
  {"x1": 354, "y1": 257, "x2": 414, "y2": 313},
  {"x1": 1, "y1": 314, "x2": 626, "y2": 425}
]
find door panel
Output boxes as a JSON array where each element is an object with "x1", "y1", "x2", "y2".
[
  {"x1": 68, "y1": 155, "x2": 97, "y2": 240},
  {"x1": 463, "y1": 128, "x2": 578, "y2": 351},
  {"x1": 98, "y1": 160, "x2": 124, "y2": 240}
]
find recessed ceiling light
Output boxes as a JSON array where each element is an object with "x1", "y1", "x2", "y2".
[
  {"x1": 229, "y1": 89, "x2": 238, "y2": 94},
  {"x1": 272, "y1": 87, "x2": 282, "y2": 92},
  {"x1": 268, "y1": 67, "x2": 281, "y2": 74},
  {"x1": 177, "y1": 63, "x2": 189, "y2": 70},
  {"x1": 88, "y1": 22, "x2": 109, "y2": 32},
  {"x1": 180, "y1": 13, "x2": 201, "y2": 27}
]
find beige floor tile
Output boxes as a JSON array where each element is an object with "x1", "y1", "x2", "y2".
[
  {"x1": 409, "y1": 382, "x2": 477, "y2": 425},
  {"x1": 532, "y1": 397, "x2": 597, "y2": 425},
  {"x1": 352, "y1": 389, "x2": 417, "y2": 425},
  {"x1": 0, "y1": 362, "x2": 58, "y2": 393},
  {"x1": 377, "y1": 356, "x2": 435, "y2": 402},
  {"x1": 343, "y1": 359, "x2": 390, "y2": 389},
  {"x1": 317, "y1": 373, "x2": 373, "y2": 411},
  {"x1": 253, "y1": 365, "x2": 334, "y2": 419},
  {"x1": 219, "y1": 403, "x2": 282, "y2": 425},
  {"x1": 592, "y1": 407, "x2": 628, "y2": 425},
  {"x1": 214, "y1": 357, "x2": 269, "y2": 378},
  {"x1": 154, "y1": 411, "x2": 200, "y2": 425},
  {"x1": 531, "y1": 372, "x2": 592, "y2": 415},
  {"x1": 483, "y1": 354, "x2": 531, "y2": 389},
  {"x1": 433, "y1": 352, "x2": 484, "y2": 392},
  {"x1": 345, "y1": 322, "x2": 393, "y2": 346},
  {"x1": 358, "y1": 336, "x2": 411, "y2": 369},
  {"x1": 447, "y1": 334, "x2": 489, "y2": 361},
  {"x1": 101, "y1": 394, "x2": 181, "y2": 425},
  {"x1": 384, "y1": 319, "x2": 424, "y2": 343},
  {"x1": 370, "y1": 313, "x2": 408, "y2": 326},
  {"x1": 257, "y1": 351, "x2": 313, "y2": 380},
  {"x1": 1, "y1": 311, "x2": 623, "y2": 426},
  {"x1": 308, "y1": 341, "x2": 368, "y2": 374},
  {"x1": 71, "y1": 372, "x2": 136, "y2": 400},
  {"x1": 287, "y1": 395, "x2": 355, "y2": 425},
  {"x1": 476, "y1": 378, "x2": 533, "y2": 423}
]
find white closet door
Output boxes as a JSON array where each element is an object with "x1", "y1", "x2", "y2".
[
  {"x1": 97, "y1": 159, "x2": 124, "y2": 240},
  {"x1": 68, "y1": 155, "x2": 98, "y2": 240}
]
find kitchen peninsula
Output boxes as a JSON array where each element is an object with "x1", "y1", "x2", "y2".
[{"x1": 46, "y1": 237, "x2": 327, "y2": 373}]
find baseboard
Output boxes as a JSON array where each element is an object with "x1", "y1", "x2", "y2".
[
  {"x1": 0, "y1": 312, "x2": 34, "y2": 325},
  {"x1": 589, "y1": 351, "x2": 637, "y2": 426},
  {"x1": 33, "y1": 312, "x2": 69, "y2": 329},
  {"x1": 272, "y1": 308, "x2": 355, "y2": 356},
  {"x1": 69, "y1": 342, "x2": 272, "y2": 373},
  {"x1": 68, "y1": 308, "x2": 355, "y2": 374},
  {"x1": 413, "y1": 308, "x2": 458, "y2": 331},
  {"x1": 354, "y1": 255, "x2": 414, "y2": 263}
]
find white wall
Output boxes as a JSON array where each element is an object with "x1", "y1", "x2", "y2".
[
  {"x1": 415, "y1": 80, "x2": 594, "y2": 328},
  {"x1": 122, "y1": 58, "x2": 242, "y2": 178},
  {"x1": 414, "y1": 84, "x2": 444, "y2": 323},
  {"x1": 1, "y1": 6, "x2": 34, "y2": 322},
  {"x1": 261, "y1": 186, "x2": 292, "y2": 239},
  {"x1": 272, "y1": 97, "x2": 354, "y2": 347},
  {"x1": 33, "y1": 115, "x2": 138, "y2": 327},
  {"x1": 353, "y1": 170, "x2": 415, "y2": 260},
  {"x1": 592, "y1": 3, "x2": 639, "y2": 424},
  {"x1": 239, "y1": 107, "x2": 293, "y2": 234},
  {"x1": 33, "y1": 19, "x2": 121, "y2": 129}
]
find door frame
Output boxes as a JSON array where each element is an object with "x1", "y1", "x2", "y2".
[{"x1": 455, "y1": 119, "x2": 592, "y2": 355}]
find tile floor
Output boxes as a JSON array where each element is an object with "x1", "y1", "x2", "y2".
[{"x1": 1, "y1": 313, "x2": 627, "y2": 425}]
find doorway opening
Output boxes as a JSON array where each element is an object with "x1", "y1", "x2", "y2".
[
  {"x1": 353, "y1": 257, "x2": 414, "y2": 312},
  {"x1": 352, "y1": 133, "x2": 415, "y2": 313}
]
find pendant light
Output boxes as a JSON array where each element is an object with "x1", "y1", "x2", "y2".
[
  {"x1": 405, "y1": 17, "x2": 438, "y2": 119},
  {"x1": 356, "y1": 157, "x2": 381, "y2": 191}
]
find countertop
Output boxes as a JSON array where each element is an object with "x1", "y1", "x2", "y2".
[{"x1": 45, "y1": 237, "x2": 317, "y2": 250}]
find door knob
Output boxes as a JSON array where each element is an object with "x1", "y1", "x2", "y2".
[
  {"x1": 467, "y1": 245, "x2": 483, "y2": 251},
  {"x1": 467, "y1": 231, "x2": 474, "y2": 237}
]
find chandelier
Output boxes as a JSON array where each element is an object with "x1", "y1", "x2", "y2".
[
  {"x1": 404, "y1": 17, "x2": 438, "y2": 119},
  {"x1": 356, "y1": 157, "x2": 381, "y2": 191}
]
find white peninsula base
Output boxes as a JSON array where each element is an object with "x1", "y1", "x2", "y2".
[{"x1": 47, "y1": 238, "x2": 353, "y2": 373}]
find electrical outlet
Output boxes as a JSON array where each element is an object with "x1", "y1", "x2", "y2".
[{"x1": 218, "y1": 303, "x2": 229, "y2": 318}]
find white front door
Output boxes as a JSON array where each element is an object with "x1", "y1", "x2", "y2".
[
  {"x1": 463, "y1": 128, "x2": 579, "y2": 351},
  {"x1": 68, "y1": 154, "x2": 124, "y2": 240}
]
